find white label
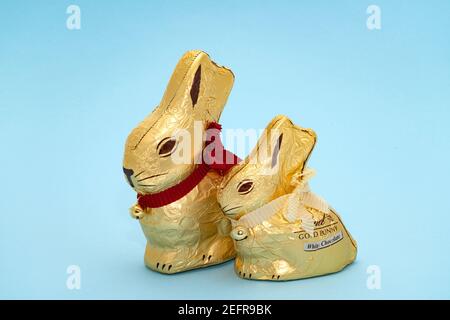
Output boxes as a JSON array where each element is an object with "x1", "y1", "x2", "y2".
[{"x1": 304, "y1": 231, "x2": 343, "y2": 251}]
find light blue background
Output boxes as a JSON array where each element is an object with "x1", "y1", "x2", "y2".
[{"x1": 1, "y1": 0, "x2": 449, "y2": 299}]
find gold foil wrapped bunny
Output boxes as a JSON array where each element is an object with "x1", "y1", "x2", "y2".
[
  {"x1": 218, "y1": 115, "x2": 357, "y2": 281},
  {"x1": 122, "y1": 51, "x2": 236, "y2": 273}
]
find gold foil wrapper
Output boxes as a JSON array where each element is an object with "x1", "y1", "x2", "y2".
[
  {"x1": 123, "y1": 50, "x2": 235, "y2": 273},
  {"x1": 218, "y1": 115, "x2": 357, "y2": 280}
]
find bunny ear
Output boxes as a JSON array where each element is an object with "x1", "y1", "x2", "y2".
[
  {"x1": 190, "y1": 65, "x2": 201, "y2": 106},
  {"x1": 189, "y1": 54, "x2": 234, "y2": 122},
  {"x1": 160, "y1": 51, "x2": 234, "y2": 123},
  {"x1": 277, "y1": 119, "x2": 316, "y2": 183},
  {"x1": 271, "y1": 133, "x2": 283, "y2": 169},
  {"x1": 158, "y1": 50, "x2": 202, "y2": 112},
  {"x1": 124, "y1": 51, "x2": 233, "y2": 153},
  {"x1": 247, "y1": 115, "x2": 316, "y2": 179},
  {"x1": 245, "y1": 117, "x2": 285, "y2": 174}
]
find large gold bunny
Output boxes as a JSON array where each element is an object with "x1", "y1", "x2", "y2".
[
  {"x1": 217, "y1": 115, "x2": 357, "y2": 281},
  {"x1": 122, "y1": 51, "x2": 236, "y2": 273}
]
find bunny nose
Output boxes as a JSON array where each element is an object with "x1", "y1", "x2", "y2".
[{"x1": 123, "y1": 167, "x2": 135, "y2": 187}]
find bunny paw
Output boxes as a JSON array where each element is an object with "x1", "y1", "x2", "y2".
[
  {"x1": 271, "y1": 274, "x2": 282, "y2": 280},
  {"x1": 236, "y1": 268, "x2": 282, "y2": 280},
  {"x1": 236, "y1": 264, "x2": 257, "y2": 280},
  {"x1": 238, "y1": 270, "x2": 255, "y2": 279},
  {"x1": 202, "y1": 254, "x2": 213, "y2": 263},
  {"x1": 155, "y1": 262, "x2": 173, "y2": 273}
]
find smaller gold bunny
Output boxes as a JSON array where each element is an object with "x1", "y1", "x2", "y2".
[{"x1": 217, "y1": 115, "x2": 357, "y2": 281}]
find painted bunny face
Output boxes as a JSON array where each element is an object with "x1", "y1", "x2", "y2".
[
  {"x1": 217, "y1": 115, "x2": 316, "y2": 220},
  {"x1": 123, "y1": 51, "x2": 234, "y2": 195}
]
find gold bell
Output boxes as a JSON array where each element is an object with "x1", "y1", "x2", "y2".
[
  {"x1": 231, "y1": 226, "x2": 248, "y2": 241},
  {"x1": 129, "y1": 204, "x2": 144, "y2": 220}
]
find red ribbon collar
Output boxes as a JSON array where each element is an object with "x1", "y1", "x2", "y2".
[{"x1": 137, "y1": 122, "x2": 240, "y2": 209}]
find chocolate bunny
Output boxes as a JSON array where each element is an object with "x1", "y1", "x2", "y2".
[
  {"x1": 123, "y1": 51, "x2": 237, "y2": 273},
  {"x1": 217, "y1": 115, "x2": 357, "y2": 280}
]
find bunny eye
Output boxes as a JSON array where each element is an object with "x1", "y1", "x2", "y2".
[
  {"x1": 237, "y1": 180, "x2": 254, "y2": 195},
  {"x1": 157, "y1": 138, "x2": 177, "y2": 157}
]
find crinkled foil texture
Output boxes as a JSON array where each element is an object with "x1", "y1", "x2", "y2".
[
  {"x1": 233, "y1": 208, "x2": 357, "y2": 281},
  {"x1": 140, "y1": 172, "x2": 234, "y2": 273}
]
